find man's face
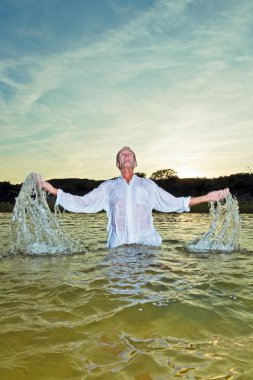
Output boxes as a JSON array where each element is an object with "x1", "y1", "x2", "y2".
[{"x1": 117, "y1": 149, "x2": 137, "y2": 169}]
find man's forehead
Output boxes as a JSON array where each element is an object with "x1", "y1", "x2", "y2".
[{"x1": 119, "y1": 149, "x2": 135, "y2": 155}]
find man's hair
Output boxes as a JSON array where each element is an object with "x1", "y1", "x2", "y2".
[{"x1": 116, "y1": 146, "x2": 136, "y2": 164}]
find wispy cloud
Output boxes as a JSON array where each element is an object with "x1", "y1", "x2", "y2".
[{"x1": 0, "y1": 0, "x2": 252, "y2": 182}]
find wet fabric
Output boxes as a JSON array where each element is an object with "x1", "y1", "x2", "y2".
[{"x1": 56, "y1": 175, "x2": 191, "y2": 248}]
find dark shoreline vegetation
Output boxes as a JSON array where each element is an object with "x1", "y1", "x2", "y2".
[{"x1": 0, "y1": 173, "x2": 253, "y2": 213}]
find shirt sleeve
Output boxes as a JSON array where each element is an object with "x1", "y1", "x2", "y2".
[
  {"x1": 55, "y1": 182, "x2": 106, "y2": 213},
  {"x1": 153, "y1": 182, "x2": 191, "y2": 213}
]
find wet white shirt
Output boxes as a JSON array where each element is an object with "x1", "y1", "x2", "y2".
[{"x1": 56, "y1": 175, "x2": 191, "y2": 248}]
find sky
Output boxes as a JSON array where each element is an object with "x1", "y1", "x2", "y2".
[{"x1": 0, "y1": 0, "x2": 253, "y2": 184}]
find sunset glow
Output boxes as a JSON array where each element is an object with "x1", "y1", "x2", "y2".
[{"x1": 1, "y1": 0, "x2": 252, "y2": 183}]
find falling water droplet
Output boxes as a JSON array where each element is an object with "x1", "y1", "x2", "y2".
[
  {"x1": 11, "y1": 172, "x2": 81, "y2": 255},
  {"x1": 186, "y1": 192, "x2": 240, "y2": 253}
]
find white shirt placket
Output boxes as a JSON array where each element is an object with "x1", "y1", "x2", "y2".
[{"x1": 125, "y1": 180, "x2": 134, "y2": 243}]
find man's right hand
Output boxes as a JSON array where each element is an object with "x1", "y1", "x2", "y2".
[{"x1": 41, "y1": 181, "x2": 58, "y2": 197}]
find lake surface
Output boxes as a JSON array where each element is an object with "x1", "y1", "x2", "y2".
[{"x1": 0, "y1": 212, "x2": 253, "y2": 380}]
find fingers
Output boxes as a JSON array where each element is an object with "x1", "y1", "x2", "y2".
[
  {"x1": 41, "y1": 181, "x2": 49, "y2": 191},
  {"x1": 30, "y1": 172, "x2": 44, "y2": 188},
  {"x1": 223, "y1": 187, "x2": 230, "y2": 198},
  {"x1": 217, "y1": 187, "x2": 230, "y2": 201},
  {"x1": 224, "y1": 187, "x2": 230, "y2": 198}
]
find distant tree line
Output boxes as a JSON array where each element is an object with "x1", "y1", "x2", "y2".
[{"x1": 1, "y1": 171, "x2": 253, "y2": 212}]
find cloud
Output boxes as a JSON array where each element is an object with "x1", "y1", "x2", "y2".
[{"x1": 0, "y1": 0, "x2": 253, "y2": 182}]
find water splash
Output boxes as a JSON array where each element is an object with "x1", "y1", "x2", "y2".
[
  {"x1": 11, "y1": 172, "x2": 81, "y2": 255},
  {"x1": 186, "y1": 192, "x2": 240, "y2": 253}
]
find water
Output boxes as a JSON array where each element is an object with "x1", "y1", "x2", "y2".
[
  {"x1": 11, "y1": 173, "x2": 79, "y2": 255},
  {"x1": 186, "y1": 193, "x2": 240, "y2": 253},
  {"x1": 0, "y1": 212, "x2": 253, "y2": 379}
]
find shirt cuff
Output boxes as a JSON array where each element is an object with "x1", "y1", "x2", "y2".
[
  {"x1": 55, "y1": 189, "x2": 63, "y2": 206},
  {"x1": 184, "y1": 196, "x2": 191, "y2": 212}
]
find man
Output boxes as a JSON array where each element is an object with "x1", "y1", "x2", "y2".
[{"x1": 42, "y1": 147, "x2": 229, "y2": 248}]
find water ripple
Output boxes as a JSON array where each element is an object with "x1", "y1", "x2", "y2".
[{"x1": 1, "y1": 213, "x2": 253, "y2": 379}]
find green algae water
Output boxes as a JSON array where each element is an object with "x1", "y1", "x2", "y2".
[{"x1": 1, "y1": 212, "x2": 253, "y2": 379}]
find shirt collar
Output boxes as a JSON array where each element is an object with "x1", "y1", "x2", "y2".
[{"x1": 119, "y1": 174, "x2": 136, "y2": 183}]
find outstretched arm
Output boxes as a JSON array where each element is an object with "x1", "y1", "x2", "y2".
[
  {"x1": 41, "y1": 180, "x2": 106, "y2": 213},
  {"x1": 189, "y1": 188, "x2": 229, "y2": 207}
]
